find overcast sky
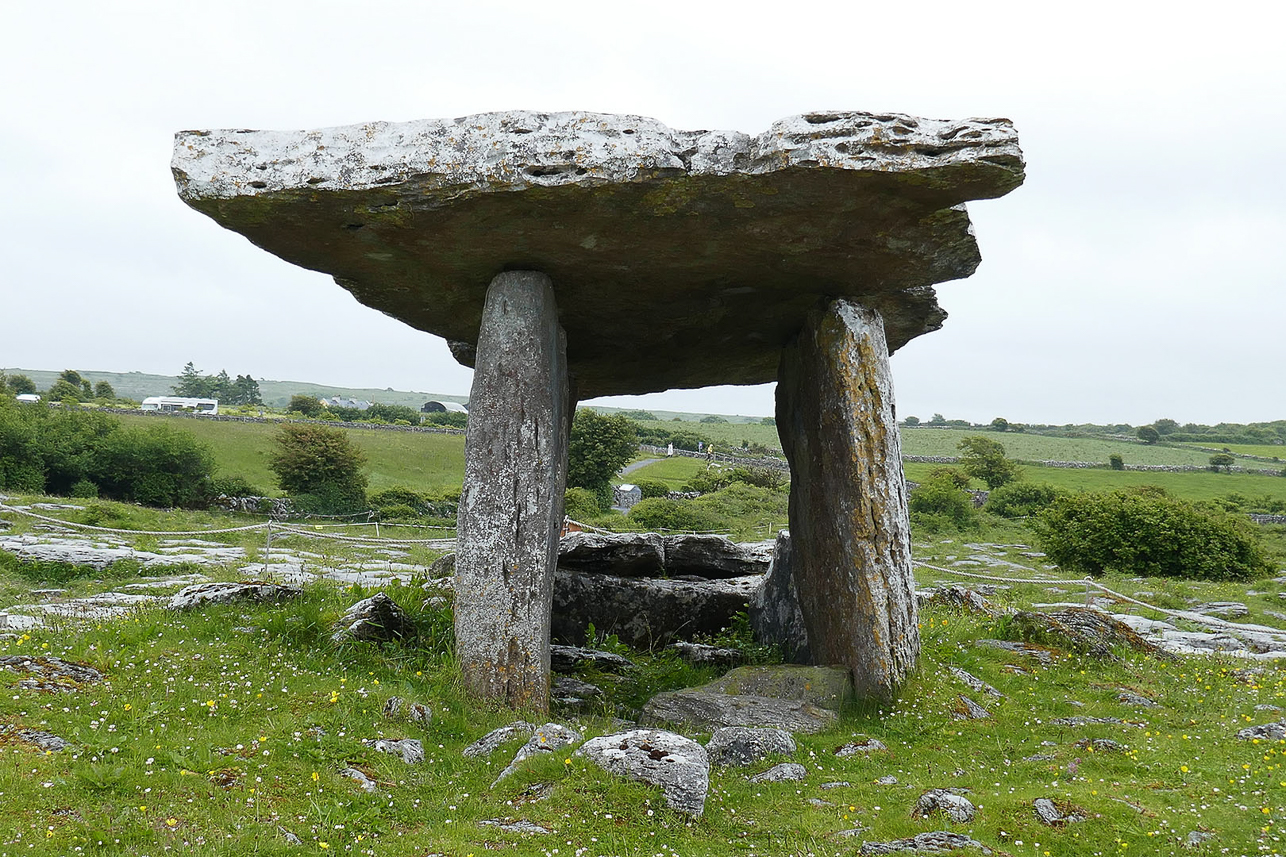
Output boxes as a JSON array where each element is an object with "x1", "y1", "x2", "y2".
[{"x1": 3, "y1": 1, "x2": 1282, "y2": 425}]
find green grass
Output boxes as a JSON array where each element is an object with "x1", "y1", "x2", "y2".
[
  {"x1": 2, "y1": 500, "x2": 1285, "y2": 855},
  {"x1": 1175, "y1": 441, "x2": 1286, "y2": 461},
  {"x1": 112, "y1": 414, "x2": 465, "y2": 496},
  {"x1": 900, "y1": 427, "x2": 1215, "y2": 467},
  {"x1": 617, "y1": 456, "x2": 710, "y2": 490},
  {"x1": 633, "y1": 418, "x2": 784, "y2": 454}
]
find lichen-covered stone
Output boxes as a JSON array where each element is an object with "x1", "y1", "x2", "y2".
[
  {"x1": 777, "y1": 302, "x2": 919, "y2": 700},
  {"x1": 455, "y1": 272, "x2": 569, "y2": 713},
  {"x1": 166, "y1": 581, "x2": 299, "y2": 611},
  {"x1": 173, "y1": 110, "x2": 1023, "y2": 399},
  {"x1": 749, "y1": 530, "x2": 810, "y2": 663},
  {"x1": 332, "y1": 592, "x2": 414, "y2": 643},
  {"x1": 575, "y1": 729, "x2": 709, "y2": 816},
  {"x1": 706, "y1": 726, "x2": 796, "y2": 767}
]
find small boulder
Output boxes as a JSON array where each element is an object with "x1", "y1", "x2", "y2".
[
  {"x1": 661, "y1": 534, "x2": 773, "y2": 578},
  {"x1": 493, "y1": 723, "x2": 582, "y2": 785},
  {"x1": 364, "y1": 738, "x2": 423, "y2": 764},
  {"x1": 912, "y1": 789, "x2": 976, "y2": 824},
  {"x1": 706, "y1": 726, "x2": 796, "y2": 767},
  {"x1": 951, "y1": 695, "x2": 992, "y2": 721},
  {"x1": 836, "y1": 738, "x2": 887, "y2": 756},
  {"x1": 167, "y1": 581, "x2": 299, "y2": 611},
  {"x1": 667, "y1": 641, "x2": 745, "y2": 666},
  {"x1": 339, "y1": 767, "x2": 379, "y2": 793},
  {"x1": 478, "y1": 818, "x2": 551, "y2": 834},
  {"x1": 463, "y1": 721, "x2": 536, "y2": 758},
  {"x1": 918, "y1": 586, "x2": 1000, "y2": 617},
  {"x1": 947, "y1": 666, "x2": 1004, "y2": 698},
  {"x1": 748, "y1": 762, "x2": 807, "y2": 783},
  {"x1": 558, "y1": 532, "x2": 666, "y2": 577},
  {"x1": 1033, "y1": 797, "x2": 1084, "y2": 826},
  {"x1": 0, "y1": 725, "x2": 69, "y2": 753},
  {"x1": 860, "y1": 831, "x2": 993, "y2": 855},
  {"x1": 1237, "y1": 721, "x2": 1286, "y2": 741},
  {"x1": 549, "y1": 645, "x2": 634, "y2": 673},
  {"x1": 575, "y1": 729, "x2": 709, "y2": 817},
  {"x1": 705, "y1": 665, "x2": 850, "y2": 709},
  {"x1": 332, "y1": 593, "x2": 414, "y2": 643},
  {"x1": 0, "y1": 655, "x2": 102, "y2": 691},
  {"x1": 642, "y1": 688, "x2": 836, "y2": 734}
]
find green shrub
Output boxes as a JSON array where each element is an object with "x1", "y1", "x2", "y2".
[
  {"x1": 69, "y1": 479, "x2": 99, "y2": 499},
  {"x1": 633, "y1": 479, "x2": 670, "y2": 499},
  {"x1": 628, "y1": 497, "x2": 728, "y2": 533},
  {"x1": 909, "y1": 472, "x2": 980, "y2": 533},
  {"x1": 1032, "y1": 488, "x2": 1273, "y2": 580},
  {"x1": 984, "y1": 482, "x2": 1066, "y2": 518},
  {"x1": 1109, "y1": 453, "x2": 1125, "y2": 470},
  {"x1": 210, "y1": 474, "x2": 268, "y2": 498},
  {"x1": 957, "y1": 435, "x2": 1021, "y2": 489},
  {"x1": 269, "y1": 423, "x2": 368, "y2": 514},
  {"x1": 563, "y1": 487, "x2": 602, "y2": 523}
]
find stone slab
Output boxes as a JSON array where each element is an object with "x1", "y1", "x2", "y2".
[{"x1": 173, "y1": 110, "x2": 1023, "y2": 398}]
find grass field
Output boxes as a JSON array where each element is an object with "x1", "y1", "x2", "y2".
[
  {"x1": 1175, "y1": 441, "x2": 1286, "y2": 460},
  {"x1": 899, "y1": 427, "x2": 1216, "y2": 466},
  {"x1": 113, "y1": 414, "x2": 465, "y2": 496},
  {"x1": 2, "y1": 500, "x2": 1285, "y2": 856}
]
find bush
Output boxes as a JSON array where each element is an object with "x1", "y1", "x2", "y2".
[
  {"x1": 633, "y1": 479, "x2": 671, "y2": 499},
  {"x1": 909, "y1": 472, "x2": 980, "y2": 533},
  {"x1": 269, "y1": 423, "x2": 368, "y2": 514},
  {"x1": 984, "y1": 482, "x2": 1066, "y2": 518},
  {"x1": 628, "y1": 497, "x2": 728, "y2": 533},
  {"x1": 91, "y1": 424, "x2": 217, "y2": 508},
  {"x1": 1108, "y1": 453, "x2": 1125, "y2": 470},
  {"x1": 563, "y1": 487, "x2": 602, "y2": 523},
  {"x1": 210, "y1": 475, "x2": 268, "y2": 498},
  {"x1": 568, "y1": 409, "x2": 638, "y2": 509},
  {"x1": 69, "y1": 479, "x2": 99, "y2": 499},
  {"x1": 957, "y1": 435, "x2": 1021, "y2": 489},
  {"x1": 288, "y1": 395, "x2": 324, "y2": 417},
  {"x1": 1032, "y1": 488, "x2": 1273, "y2": 580}
]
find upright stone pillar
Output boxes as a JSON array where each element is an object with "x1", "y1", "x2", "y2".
[
  {"x1": 456, "y1": 271, "x2": 569, "y2": 713},
  {"x1": 776, "y1": 300, "x2": 919, "y2": 701}
]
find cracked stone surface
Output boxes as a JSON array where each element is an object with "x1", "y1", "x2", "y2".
[
  {"x1": 575, "y1": 728, "x2": 710, "y2": 816},
  {"x1": 173, "y1": 109, "x2": 1023, "y2": 399}
]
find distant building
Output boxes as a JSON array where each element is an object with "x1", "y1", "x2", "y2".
[
  {"x1": 614, "y1": 483, "x2": 643, "y2": 511},
  {"x1": 320, "y1": 396, "x2": 372, "y2": 410},
  {"x1": 421, "y1": 400, "x2": 468, "y2": 413},
  {"x1": 140, "y1": 396, "x2": 218, "y2": 415},
  {"x1": 15, "y1": 393, "x2": 41, "y2": 404}
]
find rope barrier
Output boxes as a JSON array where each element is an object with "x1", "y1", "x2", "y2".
[{"x1": 0, "y1": 503, "x2": 270, "y2": 536}]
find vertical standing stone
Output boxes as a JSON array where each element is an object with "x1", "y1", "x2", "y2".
[
  {"x1": 456, "y1": 271, "x2": 569, "y2": 713},
  {"x1": 776, "y1": 300, "x2": 919, "y2": 701}
]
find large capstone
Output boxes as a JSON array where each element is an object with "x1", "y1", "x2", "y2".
[
  {"x1": 777, "y1": 301, "x2": 919, "y2": 699},
  {"x1": 172, "y1": 110, "x2": 1023, "y2": 399}
]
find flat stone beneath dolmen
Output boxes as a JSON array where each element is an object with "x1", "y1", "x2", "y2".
[{"x1": 173, "y1": 110, "x2": 1023, "y2": 398}]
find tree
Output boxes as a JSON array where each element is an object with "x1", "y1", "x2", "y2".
[
  {"x1": 1108, "y1": 453, "x2": 1125, "y2": 470},
  {"x1": 6, "y1": 374, "x2": 36, "y2": 395},
  {"x1": 288, "y1": 394, "x2": 324, "y2": 417},
  {"x1": 908, "y1": 470, "x2": 980, "y2": 533},
  {"x1": 990, "y1": 417, "x2": 1010, "y2": 432},
  {"x1": 228, "y1": 375, "x2": 262, "y2": 406},
  {"x1": 1136, "y1": 425, "x2": 1160, "y2": 444},
  {"x1": 760, "y1": 416, "x2": 776, "y2": 427},
  {"x1": 902, "y1": 415, "x2": 920, "y2": 426},
  {"x1": 1032, "y1": 488, "x2": 1271, "y2": 580},
  {"x1": 94, "y1": 381, "x2": 115, "y2": 400},
  {"x1": 46, "y1": 379, "x2": 85, "y2": 403},
  {"x1": 58, "y1": 369, "x2": 85, "y2": 389},
  {"x1": 956, "y1": 435, "x2": 1020, "y2": 489},
  {"x1": 173, "y1": 362, "x2": 213, "y2": 397},
  {"x1": 1153, "y1": 418, "x2": 1179, "y2": 435},
  {"x1": 1209, "y1": 452, "x2": 1235, "y2": 473},
  {"x1": 929, "y1": 413, "x2": 947, "y2": 426},
  {"x1": 268, "y1": 423, "x2": 368, "y2": 513},
  {"x1": 567, "y1": 408, "x2": 638, "y2": 509}
]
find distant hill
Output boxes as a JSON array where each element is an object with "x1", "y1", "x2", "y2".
[{"x1": 3, "y1": 368, "x2": 469, "y2": 411}]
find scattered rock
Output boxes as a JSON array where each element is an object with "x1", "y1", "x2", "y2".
[
  {"x1": 1257, "y1": 704, "x2": 1283, "y2": 712},
  {"x1": 1185, "y1": 830, "x2": 1215, "y2": 848},
  {"x1": 552, "y1": 676, "x2": 602, "y2": 699},
  {"x1": 0, "y1": 654, "x2": 103, "y2": 692},
  {"x1": 167, "y1": 581, "x2": 300, "y2": 611},
  {"x1": 575, "y1": 729, "x2": 709, "y2": 817},
  {"x1": 836, "y1": 738, "x2": 887, "y2": 756},
  {"x1": 381, "y1": 697, "x2": 432, "y2": 728},
  {"x1": 1033, "y1": 797, "x2": 1084, "y2": 826},
  {"x1": 1191, "y1": 601, "x2": 1249, "y2": 618},
  {"x1": 332, "y1": 593, "x2": 415, "y2": 643},
  {"x1": 0, "y1": 725, "x2": 70, "y2": 752},
  {"x1": 549, "y1": 645, "x2": 634, "y2": 674},
  {"x1": 918, "y1": 586, "x2": 1001, "y2": 616},
  {"x1": 947, "y1": 666, "x2": 1004, "y2": 698},
  {"x1": 662, "y1": 534, "x2": 773, "y2": 579},
  {"x1": 642, "y1": 688, "x2": 836, "y2": 734},
  {"x1": 667, "y1": 641, "x2": 745, "y2": 666},
  {"x1": 875, "y1": 775, "x2": 899, "y2": 785},
  {"x1": 977, "y1": 639, "x2": 1057, "y2": 664},
  {"x1": 951, "y1": 695, "x2": 992, "y2": 720},
  {"x1": 912, "y1": 789, "x2": 976, "y2": 823},
  {"x1": 748, "y1": 530, "x2": 810, "y2": 663},
  {"x1": 558, "y1": 532, "x2": 666, "y2": 577},
  {"x1": 278, "y1": 826, "x2": 303, "y2": 845},
  {"x1": 748, "y1": 762, "x2": 807, "y2": 783},
  {"x1": 1073, "y1": 738, "x2": 1124, "y2": 753},
  {"x1": 477, "y1": 818, "x2": 551, "y2": 835},
  {"x1": 1023, "y1": 753, "x2": 1056, "y2": 762},
  {"x1": 364, "y1": 738, "x2": 424, "y2": 764},
  {"x1": 493, "y1": 723, "x2": 582, "y2": 785},
  {"x1": 1052, "y1": 716, "x2": 1137, "y2": 728},
  {"x1": 463, "y1": 722, "x2": 536, "y2": 758},
  {"x1": 706, "y1": 726, "x2": 796, "y2": 768},
  {"x1": 860, "y1": 831, "x2": 992, "y2": 855},
  {"x1": 1117, "y1": 690, "x2": 1159, "y2": 707},
  {"x1": 1010, "y1": 608, "x2": 1172, "y2": 660},
  {"x1": 339, "y1": 767, "x2": 378, "y2": 793},
  {"x1": 705, "y1": 665, "x2": 850, "y2": 709},
  {"x1": 820, "y1": 780, "x2": 852, "y2": 789},
  {"x1": 1237, "y1": 721, "x2": 1286, "y2": 741}
]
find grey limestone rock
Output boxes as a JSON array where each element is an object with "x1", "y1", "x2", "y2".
[
  {"x1": 463, "y1": 721, "x2": 536, "y2": 758},
  {"x1": 549, "y1": 645, "x2": 634, "y2": 674},
  {"x1": 173, "y1": 110, "x2": 1023, "y2": 400},
  {"x1": 1073, "y1": 738, "x2": 1125, "y2": 753},
  {"x1": 1237, "y1": 721, "x2": 1286, "y2": 741},
  {"x1": 642, "y1": 688, "x2": 836, "y2": 735},
  {"x1": 339, "y1": 767, "x2": 379, "y2": 793},
  {"x1": 748, "y1": 762, "x2": 807, "y2": 783},
  {"x1": 332, "y1": 592, "x2": 414, "y2": 643},
  {"x1": 551, "y1": 569, "x2": 760, "y2": 649},
  {"x1": 364, "y1": 738, "x2": 424, "y2": 764},
  {"x1": 860, "y1": 831, "x2": 993, "y2": 855},
  {"x1": 836, "y1": 738, "x2": 887, "y2": 756},
  {"x1": 1033, "y1": 797, "x2": 1083, "y2": 826},
  {"x1": 167, "y1": 581, "x2": 300, "y2": 611},
  {"x1": 1052, "y1": 716, "x2": 1137, "y2": 728},
  {"x1": 558, "y1": 532, "x2": 665, "y2": 577},
  {"x1": 575, "y1": 729, "x2": 709, "y2": 816},
  {"x1": 705, "y1": 665, "x2": 851, "y2": 709},
  {"x1": 1191, "y1": 601, "x2": 1249, "y2": 618},
  {"x1": 493, "y1": 723, "x2": 582, "y2": 785},
  {"x1": 661, "y1": 534, "x2": 773, "y2": 579},
  {"x1": 0, "y1": 655, "x2": 102, "y2": 691},
  {"x1": 706, "y1": 726, "x2": 796, "y2": 768},
  {"x1": 875, "y1": 775, "x2": 899, "y2": 785},
  {"x1": 777, "y1": 301, "x2": 919, "y2": 700},
  {"x1": 0, "y1": 725, "x2": 70, "y2": 753},
  {"x1": 912, "y1": 789, "x2": 977, "y2": 823},
  {"x1": 947, "y1": 666, "x2": 1004, "y2": 698},
  {"x1": 1117, "y1": 690, "x2": 1159, "y2": 707},
  {"x1": 951, "y1": 695, "x2": 992, "y2": 721},
  {"x1": 667, "y1": 642, "x2": 745, "y2": 666},
  {"x1": 1186, "y1": 831, "x2": 1215, "y2": 848},
  {"x1": 749, "y1": 530, "x2": 810, "y2": 663},
  {"x1": 478, "y1": 819, "x2": 551, "y2": 835},
  {"x1": 919, "y1": 586, "x2": 1001, "y2": 617}
]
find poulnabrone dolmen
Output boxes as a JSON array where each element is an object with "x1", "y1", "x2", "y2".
[{"x1": 172, "y1": 110, "x2": 1025, "y2": 713}]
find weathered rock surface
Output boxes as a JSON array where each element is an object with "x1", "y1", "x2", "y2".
[
  {"x1": 173, "y1": 110, "x2": 1023, "y2": 399},
  {"x1": 913, "y1": 789, "x2": 976, "y2": 823},
  {"x1": 947, "y1": 666, "x2": 1004, "y2": 698},
  {"x1": 1033, "y1": 797, "x2": 1084, "y2": 826},
  {"x1": 777, "y1": 301, "x2": 919, "y2": 700},
  {"x1": 381, "y1": 696, "x2": 432, "y2": 727},
  {"x1": 551, "y1": 570, "x2": 760, "y2": 648},
  {"x1": 575, "y1": 729, "x2": 710, "y2": 816},
  {"x1": 749, "y1": 762, "x2": 807, "y2": 783},
  {"x1": 364, "y1": 738, "x2": 424, "y2": 764},
  {"x1": 0, "y1": 655, "x2": 102, "y2": 691},
  {"x1": 167, "y1": 581, "x2": 300, "y2": 611},
  {"x1": 549, "y1": 645, "x2": 634, "y2": 673},
  {"x1": 478, "y1": 818, "x2": 551, "y2": 835},
  {"x1": 706, "y1": 665, "x2": 851, "y2": 709},
  {"x1": 339, "y1": 767, "x2": 379, "y2": 792},
  {"x1": 0, "y1": 725, "x2": 70, "y2": 753},
  {"x1": 951, "y1": 695, "x2": 993, "y2": 721},
  {"x1": 705, "y1": 726, "x2": 796, "y2": 768},
  {"x1": 860, "y1": 831, "x2": 993, "y2": 855},
  {"x1": 462, "y1": 722, "x2": 536, "y2": 758},
  {"x1": 493, "y1": 723, "x2": 582, "y2": 785},
  {"x1": 1011, "y1": 608, "x2": 1172, "y2": 660},
  {"x1": 558, "y1": 532, "x2": 665, "y2": 577},
  {"x1": 0, "y1": 533, "x2": 244, "y2": 572},
  {"x1": 333, "y1": 593, "x2": 415, "y2": 643},
  {"x1": 749, "y1": 530, "x2": 810, "y2": 663},
  {"x1": 455, "y1": 272, "x2": 569, "y2": 713},
  {"x1": 1237, "y1": 721, "x2": 1286, "y2": 741},
  {"x1": 642, "y1": 689, "x2": 836, "y2": 734},
  {"x1": 662, "y1": 535, "x2": 773, "y2": 579},
  {"x1": 667, "y1": 641, "x2": 745, "y2": 666},
  {"x1": 836, "y1": 738, "x2": 887, "y2": 756},
  {"x1": 919, "y1": 585, "x2": 1002, "y2": 617}
]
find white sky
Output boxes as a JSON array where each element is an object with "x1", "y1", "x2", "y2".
[{"x1": 2, "y1": 1, "x2": 1282, "y2": 425}]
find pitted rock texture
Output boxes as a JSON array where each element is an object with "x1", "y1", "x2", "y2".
[
  {"x1": 332, "y1": 592, "x2": 415, "y2": 643},
  {"x1": 173, "y1": 110, "x2": 1023, "y2": 399},
  {"x1": 749, "y1": 530, "x2": 810, "y2": 663},
  {"x1": 706, "y1": 726, "x2": 796, "y2": 768},
  {"x1": 167, "y1": 581, "x2": 300, "y2": 611},
  {"x1": 575, "y1": 729, "x2": 710, "y2": 816},
  {"x1": 492, "y1": 723, "x2": 582, "y2": 785}
]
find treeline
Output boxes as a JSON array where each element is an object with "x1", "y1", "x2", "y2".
[
  {"x1": 2, "y1": 369, "x2": 121, "y2": 405},
  {"x1": 0, "y1": 396, "x2": 220, "y2": 507},
  {"x1": 173, "y1": 362, "x2": 262, "y2": 405}
]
